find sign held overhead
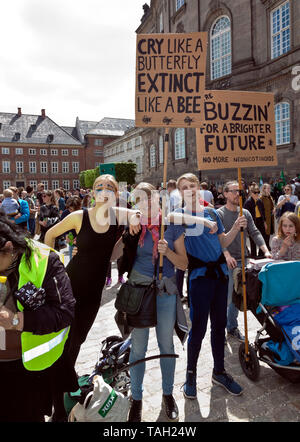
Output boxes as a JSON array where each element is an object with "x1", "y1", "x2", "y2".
[
  {"x1": 135, "y1": 33, "x2": 207, "y2": 128},
  {"x1": 196, "y1": 90, "x2": 278, "y2": 170}
]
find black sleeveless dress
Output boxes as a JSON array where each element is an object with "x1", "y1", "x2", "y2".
[{"x1": 65, "y1": 207, "x2": 118, "y2": 367}]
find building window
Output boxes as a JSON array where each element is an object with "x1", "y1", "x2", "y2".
[
  {"x1": 94, "y1": 139, "x2": 103, "y2": 146},
  {"x1": 62, "y1": 149, "x2": 69, "y2": 156},
  {"x1": 40, "y1": 149, "x2": 47, "y2": 155},
  {"x1": 271, "y1": 1, "x2": 290, "y2": 59},
  {"x1": 15, "y1": 148, "x2": 23, "y2": 155},
  {"x1": 135, "y1": 136, "x2": 141, "y2": 147},
  {"x1": 94, "y1": 150, "x2": 102, "y2": 157},
  {"x1": 72, "y1": 162, "x2": 79, "y2": 173},
  {"x1": 51, "y1": 162, "x2": 59, "y2": 174},
  {"x1": 29, "y1": 161, "x2": 37, "y2": 174},
  {"x1": 62, "y1": 162, "x2": 69, "y2": 173},
  {"x1": 29, "y1": 180, "x2": 37, "y2": 191},
  {"x1": 16, "y1": 161, "x2": 24, "y2": 173},
  {"x1": 52, "y1": 180, "x2": 60, "y2": 190},
  {"x1": 136, "y1": 157, "x2": 142, "y2": 174},
  {"x1": 150, "y1": 145, "x2": 156, "y2": 168},
  {"x1": 73, "y1": 179, "x2": 80, "y2": 190},
  {"x1": 210, "y1": 16, "x2": 232, "y2": 80},
  {"x1": 1, "y1": 147, "x2": 9, "y2": 154},
  {"x1": 3, "y1": 180, "x2": 11, "y2": 189},
  {"x1": 174, "y1": 128, "x2": 186, "y2": 160},
  {"x1": 175, "y1": 0, "x2": 184, "y2": 11},
  {"x1": 72, "y1": 149, "x2": 78, "y2": 156},
  {"x1": 275, "y1": 102, "x2": 290, "y2": 145},
  {"x1": 40, "y1": 161, "x2": 48, "y2": 173},
  {"x1": 29, "y1": 148, "x2": 36, "y2": 155},
  {"x1": 159, "y1": 12, "x2": 164, "y2": 32},
  {"x1": 62, "y1": 180, "x2": 70, "y2": 190},
  {"x1": 41, "y1": 180, "x2": 48, "y2": 190},
  {"x1": 2, "y1": 161, "x2": 10, "y2": 173},
  {"x1": 159, "y1": 135, "x2": 164, "y2": 164},
  {"x1": 51, "y1": 149, "x2": 58, "y2": 156}
]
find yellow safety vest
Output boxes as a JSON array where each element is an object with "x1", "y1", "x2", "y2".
[{"x1": 17, "y1": 240, "x2": 70, "y2": 371}]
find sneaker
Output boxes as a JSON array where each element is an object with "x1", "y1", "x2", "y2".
[
  {"x1": 183, "y1": 370, "x2": 197, "y2": 399},
  {"x1": 105, "y1": 277, "x2": 112, "y2": 287},
  {"x1": 118, "y1": 276, "x2": 125, "y2": 284},
  {"x1": 212, "y1": 371, "x2": 243, "y2": 396},
  {"x1": 227, "y1": 327, "x2": 245, "y2": 342},
  {"x1": 162, "y1": 394, "x2": 179, "y2": 422}
]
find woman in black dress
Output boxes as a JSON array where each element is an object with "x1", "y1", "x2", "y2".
[{"x1": 45, "y1": 174, "x2": 140, "y2": 419}]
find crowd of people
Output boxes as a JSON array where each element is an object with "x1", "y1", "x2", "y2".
[{"x1": 0, "y1": 172, "x2": 300, "y2": 422}]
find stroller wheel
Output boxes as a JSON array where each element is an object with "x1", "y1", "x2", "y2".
[{"x1": 239, "y1": 342, "x2": 260, "y2": 381}]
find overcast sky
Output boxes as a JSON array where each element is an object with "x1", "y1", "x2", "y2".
[{"x1": 0, "y1": 0, "x2": 147, "y2": 126}]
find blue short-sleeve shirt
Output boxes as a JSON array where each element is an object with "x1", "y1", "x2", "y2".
[
  {"x1": 133, "y1": 223, "x2": 185, "y2": 278},
  {"x1": 175, "y1": 207, "x2": 228, "y2": 280}
]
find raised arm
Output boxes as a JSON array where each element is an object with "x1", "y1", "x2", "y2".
[{"x1": 44, "y1": 211, "x2": 82, "y2": 249}]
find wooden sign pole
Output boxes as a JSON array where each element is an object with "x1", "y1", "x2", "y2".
[
  {"x1": 159, "y1": 127, "x2": 169, "y2": 280},
  {"x1": 238, "y1": 167, "x2": 249, "y2": 360}
]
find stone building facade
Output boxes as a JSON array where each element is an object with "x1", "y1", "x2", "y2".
[{"x1": 136, "y1": 0, "x2": 300, "y2": 185}]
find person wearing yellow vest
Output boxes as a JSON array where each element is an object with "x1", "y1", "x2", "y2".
[
  {"x1": 0, "y1": 212, "x2": 76, "y2": 422},
  {"x1": 244, "y1": 184, "x2": 269, "y2": 258}
]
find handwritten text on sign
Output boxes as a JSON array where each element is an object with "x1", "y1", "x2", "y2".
[
  {"x1": 196, "y1": 90, "x2": 277, "y2": 170},
  {"x1": 135, "y1": 33, "x2": 207, "y2": 128}
]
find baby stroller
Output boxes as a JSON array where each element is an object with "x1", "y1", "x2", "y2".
[{"x1": 233, "y1": 261, "x2": 300, "y2": 383}]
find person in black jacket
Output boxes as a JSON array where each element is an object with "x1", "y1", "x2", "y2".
[
  {"x1": 0, "y1": 212, "x2": 76, "y2": 422},
  {"x1": 244, "y1": 184, "x2": 268, "y2": 258}
]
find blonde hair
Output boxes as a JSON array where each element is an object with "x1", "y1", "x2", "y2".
[
  {"x1": 3, "y1": 189, "x2": 13, "y2": 198},
  {"x1": 93, "y1": 174, "x2": 118, "y2": 193},
  {"x1": 278, "y1": 212, "x2": 300, "y2": 242},
  {"x1": 176, "y1": 173, "x2": 199, "y2": 189}
]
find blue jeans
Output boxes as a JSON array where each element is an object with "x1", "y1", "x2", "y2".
[
  {"x1": 187, "y1": 276, "x2": 228, "y2": 374},
  {"x1": 227, "y1": 260, "x2": 243, "y2": 332},
  {"x1": 129, "y1": 292, "x2": 177, "y2": 400}
]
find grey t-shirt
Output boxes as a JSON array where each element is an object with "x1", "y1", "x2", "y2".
[{"x1": 217, "y1": 206, "x2": 265, "y2": 260}]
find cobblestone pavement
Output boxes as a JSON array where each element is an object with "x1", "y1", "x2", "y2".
[{"x1": 73, "y1": 260, "x2": 300, "y2": 423}]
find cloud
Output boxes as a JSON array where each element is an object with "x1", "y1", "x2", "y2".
[{"x1": 0, "y1": 0, "x2": 146, "y2": 124}]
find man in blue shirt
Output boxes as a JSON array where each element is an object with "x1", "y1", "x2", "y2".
[
  {"x1": 9, "y1": 187, "x2": 30, "y2": 230},
  {"x1": 172, "y1": 173, "x2": 246, "y2": 399}
]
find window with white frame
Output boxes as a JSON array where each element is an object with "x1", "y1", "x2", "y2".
[
  {"x1": 210, "y1": 16, "x2": 232, "y2": 80},
  {"x1": 3, "y1": 180, "x2": 11, "y2": 189},
  {"x1": 15, "y1": 148, "x2": 23, "y2": 155},
  {"x1": 176, "y1": 0, "x2": 184, "y2": 11},
  {"x1": 52, "y1": 180, "x2": 59, "y2": 190},
  {"x1": 150, "y1": 145, "x2": 156, "y2": 168},
  {"x1": 1, "y1": 147, "x2": 9, "y2": 154},
  {"x1": 62, "y1": 180, "x2": 70, "y2": 190},
  {"x1": 2, "y1": 161, "x2": 10, "y2": 173},
  {"x1": 174, "y1": 128, "x2": 186, "y2": 160},
  {"x1": 73, "y1": 180, "x2": 80, "y2": 190},
  {"x1": 51, "y1": 149, "x2": 58, "y2": 156},
  {"x1": 29, "y1": 180, "x2": 37, "y2": 191},
  {"x1": 51, "y1": 162, "x2": 59, "y2": 174},
  {"x1": 271, "y1": 1, "x2": 290, "y2": 59},
  {"x1": 62, "y1": 162, "x2": 69, "y2": 173},
  {"x1": 72, "y1": 162, "x2": 79, "y2": 173},
  {"x1": 29, "y1": 148, "x2": 36, "y2": 155},
  {"x1": 40, "y1": 149, "x2": 47, "y2": 155},
  {"x1": 40, "y1": 161, "x2": 48, "y2": 173},
  {"x1": 41, "y1": 180, "x2": 48, "y2": 190},
  {"x1": 16, "y1": 161, "x2": 24, "y2": 173},
  {"x1": 62, "y1": 149, "x2": 69, "y2": 156},
  {"x1": 72, "y1": 149, "x2": 78, "y2": 156},
  {"x1": 159, "y1": 135, "x2": 164, "y2": 164},
  {"x1": 29, "y1": 161, "x2": 37, "y2": 174},
  {"x1": 275, "y1": 102, "x2": 290, "y2": 145},
  {"x1": 136, "y1": 157, "x2": 142, "y2": 174},
  {"x1": 94, "y1": 139, "x2": 103, "y2": 146},
  {"x1": 94, "y1": 150, "x2": 102, "y2": 157}
]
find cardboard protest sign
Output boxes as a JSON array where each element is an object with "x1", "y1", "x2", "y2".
[
  {"x1": 135, "y1": 32, "x2": 207, "y2": 128},
  {"x1": 196, "y1": 90, "x2": 278, "y2": 170}
]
